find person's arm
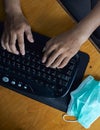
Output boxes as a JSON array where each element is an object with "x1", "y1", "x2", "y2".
[
  {"x1": 76, "y1": 0, "x2": 100, "y2": 39},
  {"x1": 1, "y1": 0, "x2": 34, "y2": 55},
  {"x1": 4, "y1": 0, "x2": 22, "y2": 15},
  {"x1": 42, "y1": 1, "x2": 100, "y2": 69}
]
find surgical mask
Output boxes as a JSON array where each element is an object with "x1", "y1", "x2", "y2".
[{"x1": 63, "y1": 75, "x2": 100, "y2": 129}]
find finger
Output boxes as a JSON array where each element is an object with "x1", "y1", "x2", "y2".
[
  {"x1": 50, "y1": 54, "x2": 65, "y2": 68},
  {"x1": 5, "y1": 42, "x2": 12, "y2": 52},
  {"x1": 1, "y1": 34, "x2": 6, "y2": 49},
  {"x1": 57, "y1": 57, "x2": 71, "y2": 68},
  {"x1": 17, "y1": 33, "x2": 25, "y2": 55},
  {"x1": 25, "y1": 27, "x2": 34, "y2": 43},
  {"x1": 3, "y1": 34, "x2": 12, "y2": 52},
  {"x1": 42, "y1": 44, "x2": 57, "y2": 63},
  {"x1": 42, "y1": 38, "x2": 54, "y2": 52},
  {"x1": 9, "y1": 33, "x2": 19, "y2": 55},
  {"x1": 45, "y1": 49, "x2": 63, "y2": 67}
]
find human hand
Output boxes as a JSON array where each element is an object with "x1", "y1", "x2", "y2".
[
  {"x1": 1, "y1": 13, "x2": 34, "y2": 55},
  {"x1": 42, "y1": 28, "x2": 88, "y2": 69}
]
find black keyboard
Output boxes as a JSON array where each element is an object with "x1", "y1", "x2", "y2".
[{"x1": 0, "y1": 32, "x2": 79, "y2": 98}]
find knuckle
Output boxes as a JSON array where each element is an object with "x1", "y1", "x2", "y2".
[
  {"x1": 48, "y1": 55, "x2": 55, "y2": 62},
  {"x1": 10, "y1": 29, "x2": 18, "y2": 35},
  {"x1": 53, "y1": 43, "x2": 57, "y2": 48},
  {"x1": 4, "y1": 40, "x2": 8, "y2": 44},
  {"x1": 18, "y1": 33, "x2": 24, "y2": 38},
  {"x1": 49, "y1": 44, "x2": 56, "y2": 50},
  {"x1": 21, "y1": 24, "x2": 27, "y2": 30},
  {"x1": 46, "y1": 41, "x2": 51, "y2": 48},
  {"x1": 57, "y1": 47, "x2": 64, "y2": 53},
  {"x1": 60, "y1": 54, "x2": 65, "y2": 59},
  {"x1": 68, "y1": 49, "x2": 73, "y2": 53},
  {"x1": 14, "y1": 25, "x2": 25, "y2": 33},
  {"x1": 63, "y1": 52, "x2": 68, "y2": 57},
  {"x1": 22, "y1": 23, "x2": 30, "y2": 29},
  {"x1": 18, "y1": 35, "x2": 23, "y2": 40},
  {"x1": 9, "y1": 39, "x2": 13, "y2": 44},
  {"x1": 27, "y1": 25, "x2": 31, "y2": 30},
  {"x1": 10, "y1": 30, "x2": 15, "y2": 34},
  {"x1": 19, "y1": 42, "x2": 24, "y2": 46},
  {"x1": 18, "y1": 42, "x2": 24, "y2": 48},
  {"x1": 16, "y1": 30, "x2": 23, "y2": 35},
  {"x1": 9, "y1": 43, "x2": 13, "y2": 47},
  {"x1": 9, "y1": 46, "x2": 14, "y2": 52},
  {"x1": 48, "y1": 56, "x2": 52, "y2": 61}
]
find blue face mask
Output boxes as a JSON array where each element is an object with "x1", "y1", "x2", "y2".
[{"x1": 63, "y1": 75, "x2": 100, "y2": 129}]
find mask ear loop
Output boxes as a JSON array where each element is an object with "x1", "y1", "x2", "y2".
[{"x1": 63, "y1": 114, "x2": 77, "y2": 122}]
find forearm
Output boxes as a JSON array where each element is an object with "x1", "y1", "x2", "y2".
[
  {"x1": 76, "y1": 0, "x2": 100, "y2": 43},
  {"x1": 4, "y1": 0, "x2": 22, "y2": 15}
]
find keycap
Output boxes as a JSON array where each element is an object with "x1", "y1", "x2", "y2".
[{"x1": 2, "y1": 76, "x2": 9, "y2": 83}]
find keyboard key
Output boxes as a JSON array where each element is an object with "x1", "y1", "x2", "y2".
[
  {"x1": 66, "y1": 70, "x2": 72, "y2": 76},
  {"x1": 18, "y1": 82, "x2": 22, "y2": 87},
  {"x1": 24, "y1": 86, "x2": 28, "y2": 89},
  {"x1": 2, "y1": 76, "x2": 9, "y2": 83},
  {"x1": 11, "y1": 81, "x2": 16, "y2": 85},
  {"x1": 58, "y1": 80, "x2": 68, "y2": 87}
]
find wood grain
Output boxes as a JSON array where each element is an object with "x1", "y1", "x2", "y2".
[{"x1": 0, "y1": 0, "x2": 100, "y2": 130}]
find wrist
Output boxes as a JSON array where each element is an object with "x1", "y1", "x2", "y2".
[
  {"x1": 72, "y1": 25, "x2": 90, "y2": 46},
  {"x1": 5, "y1": 6, "x2": 22, "y2": 16},
  {"x1": 4, "y1": 0, "x2": 22, "y2": 16}
]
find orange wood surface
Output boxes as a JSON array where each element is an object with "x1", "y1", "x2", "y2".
[{"x1": 0, "y1": 0, "x2": 100, "y2": 130}]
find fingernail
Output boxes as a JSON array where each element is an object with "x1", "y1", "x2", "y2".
[
  {"x1": 46, "y1": 64, "x2": 49, "y2": 67},
  {"x1": 22, "y1": 53, "x2": 25, "y2": 56},
  {"x1": 46, "y1": 65, "x2": 49, "y2": 68},
  {"x1": 22, "y1": 52, "x2": 25, "y2": 55},
  {"x1": 29, "y1": 36, "x2": 34, "y2": 43},
  {"x1": 57, "y1": 67, "x2": 62, "y2": 69},
  {"x1": 2, "y1": 46, "x2": 6, "y2": 50},
  {"x1": 46, "y1": 65, "x2": 56, "y2": 68},
  {"x1": 46, "y1": 62, "x2": 51, "y2": 67},
  {"x1": 31, "y1": 38, "x2": 34, "y2": 43},
  {"x1": 16, "y1": 52, "x2": 19, "y2": 55},
  {"x1": 42, "y1": 59, "x2": 45, "y2": 63},
  {"x1": 42, "y1": 57, "x2": 46, "y2": 63}
]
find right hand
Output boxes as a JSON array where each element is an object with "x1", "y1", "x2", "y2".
[{"x1": 1, "y1": 13, "x2": 34, "y2": 55}]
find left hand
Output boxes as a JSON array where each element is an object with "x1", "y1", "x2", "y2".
[{"x1": 42, "y1": 28, "x2": 88, "y2": 69}]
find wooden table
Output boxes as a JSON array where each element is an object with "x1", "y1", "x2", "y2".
[{"x1": 0, "y1": 0, "x2": 100, "y2": 130}]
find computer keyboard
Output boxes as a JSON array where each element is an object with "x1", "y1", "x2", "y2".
[{"x1": 0, "y1": 32, "x2": 79, "y2": 98}]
